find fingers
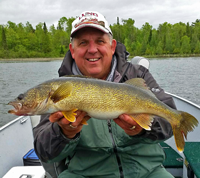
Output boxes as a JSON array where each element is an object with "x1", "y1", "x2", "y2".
[
  {"x1": 114, "y1": 114, "x2": 143, "y2": 136},
  {"x1": 69, "y1": 110, "x2": 88, "y2": 128},
  {"x1": 118, "y1": 114, "x2": 138, "y2": 126},
  {"x1": 114, "y1": 114, "x2": 137, "y2": 130},
  {"x1": 49, "y1": 111, "x2": 64, "y2": 123},
  {"x1": 49, "y1": 110, "x2": 90, "y2": 139}
]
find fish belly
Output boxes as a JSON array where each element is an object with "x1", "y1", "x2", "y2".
[{"x1": 87, "y1": 110, "x2": 124, "y2": 120}]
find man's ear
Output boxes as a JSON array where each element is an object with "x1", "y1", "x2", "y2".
[
  {"x1": 111, "y1": 39, "x2": 117, "y2": 55},
  {"x1": 69, "y1": 43, "x2": 75, "y2": 59}
]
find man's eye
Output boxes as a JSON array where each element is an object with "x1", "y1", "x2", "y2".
[
  {"x1": 98, "y1": 40, "x2": 104, "y2": 43},
  {"x1": 80, "y1": 41, "x2": 86, "y2": 45}
]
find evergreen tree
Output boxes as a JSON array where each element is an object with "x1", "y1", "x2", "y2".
[
  {"x1": 43, "y1": 22, "x2": 48, "y2": 33},
  {"x1": 0, "y1": 17, "x2": 200, "y2": 58},
  {"x1": 42, "y1": 22, "x2": 52, "y2": 54},
  {"x1": 1, "y1": 26, "x2": 7, "y2": 50}
]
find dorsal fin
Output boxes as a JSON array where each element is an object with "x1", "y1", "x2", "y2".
[
  {"x1": 61, "y1": 75, "x2": 93, "y2": 79},
  {"x1": 124, "y1": 78, "x2": 149, "y2": 90},
  {"x1": 125, "y1": 78, "x2": 156, "y2": 98}
]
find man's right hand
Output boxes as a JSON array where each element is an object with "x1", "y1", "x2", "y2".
[{"x1": 49, "y1": 111, "x2": 90, "y2": 139}]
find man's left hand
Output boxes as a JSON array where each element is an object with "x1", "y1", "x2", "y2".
[{"x1": 114, "y1": 114, "x2": 144, "y2": 136}]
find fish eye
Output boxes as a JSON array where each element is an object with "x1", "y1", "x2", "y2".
[{"x1": 17, "y1": 94, "x2": 24, "y2": 100}]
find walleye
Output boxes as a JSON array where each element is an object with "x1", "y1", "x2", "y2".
[{"x1": 8, "y1": 76, "x2": 198, "y2": 152}]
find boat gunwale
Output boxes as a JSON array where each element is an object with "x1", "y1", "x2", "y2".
[
  {"x1": 0, "y1": 116, "x2": 29, "y2": 131},
  {"x1": 166, "y1": 92, "x2": 200, "y2": 110}
]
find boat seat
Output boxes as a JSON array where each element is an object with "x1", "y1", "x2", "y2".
[
  {"x1": 183, "y1": 142, "x2": 200, "y2": 178},
  {"x1": 160, "y1": 142, "x2": 183, "y2": 178}
]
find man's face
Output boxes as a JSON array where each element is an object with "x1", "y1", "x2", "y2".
[{"x1": 69, "y1": 28, "x2": 116, "y2": 80}]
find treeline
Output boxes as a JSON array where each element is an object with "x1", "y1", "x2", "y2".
[
  {"x1": 0, "y1": 17, "x2": 200, "y2": 58},
  {"x1": 111, "y1": 18, "x2": 200, "y2": 56}
]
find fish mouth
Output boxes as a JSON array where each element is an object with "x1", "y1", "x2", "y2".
[{"x1": 8, "y1": 101, "x2": 26, "y2": 116}]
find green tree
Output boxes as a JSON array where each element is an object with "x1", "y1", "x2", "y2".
[
  {"x1": 50, "y1": 23, "x2": 68, "y2": 56},
  {"x1": 194, "y1": 40, "x2": 200, "y2": 54},
  {"x1": 49, "y1": 24, "x2": 56, "y2": 35},
  {"x1": 192, "y1": 19, "x2": 200, "y2": 26},
  {"x1": 172, "y1": 23, "x2": 185, "y2": 54},
  {"x1": 25, "y1": 21, "x2": 35, "y2": 33},
  {"x1": 133, "y1": 41, "x2": 142, "y2": 56},
  {"x1": 35, "y1": 22, "x2": 44, "y2": 53},
  {"x1": 145, "y1": 44, "x2": 151, "y2": 55},
  {"x1": 6, "y1": 28, "x2": 19, "y2": 51},
  {"x1": 121, "y1": 18, "x2": 136, "y2": 45},
  {"x1": 149, "y1": 29, "x2": 158, "y2": 55},
  {"x1": 140, "y1": 22, "x2": 152, "y2": 55},
  {"x1": 7, "y1": 21, "x2": 17, "y2": 30},
  {"x1": 111, "y1": 17, "x2": 123, "y2": 42},
  {"x1": 158, "y1": 22, "x2": 174, "y2": 54},
  {"x1": 181, "y1": 35, "x2": 191, "y2": 54},
  {"x1": 1, "y1": 16, "x2": 200, "y2": 58},
  {"x1": 41, "y1": 22, "x2": 52, "y2": 54},
  {"x1": 66, "y1": 17, "x2": 75, "y2": 35},
  {"x1": 165, "y1": 31, "x2": 173, "y2": 54},
  {"x1": 156, "y1": 41, "x2": 163, "y2": 55},
  {"x1": 1, "y1": 26, "x2": 7, "y2": 50},
  {"x1": 124, "y1": 38, "x2": 132, "y2": 54},
  {"x1": 186, "y1": 22, "x2": 191, "y2": 38},
  {"x1": 191, "y1": 33, "x2": 199, "y2": 53},
  {"x1": 58, "y1": 17, "x2": 68, "y2": 31}
]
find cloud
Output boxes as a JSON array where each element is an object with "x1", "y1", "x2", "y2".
[{"x1": 0, "y1": 0, "x2": 200, "y2": 29}]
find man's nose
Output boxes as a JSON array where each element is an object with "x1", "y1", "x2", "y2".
[{"x1": 88, "y1": 41, "x2": 98, "y2": 53}]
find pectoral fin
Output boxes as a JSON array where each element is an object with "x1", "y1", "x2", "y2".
[
  {"x1": 81, "y1": 118, "x2": 88, "y2": 125},
  {"x1": 62, "y1": 108, "x2": 78, "y2": 122},
  {"x1": 129, "y1": 114, "x2": 154, "y2": 130},
  {"x1": 50, "y1": 82, "x2": 73, "y2": 103}
]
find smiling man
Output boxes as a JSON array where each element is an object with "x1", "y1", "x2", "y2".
[
  {"x1": 34, "y1": 11, "x2": 176, "y2": 178},
  {"x1": 69, "y1": 27, "x2": 116, "y2": 80}
]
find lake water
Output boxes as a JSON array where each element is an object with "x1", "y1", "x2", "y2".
[{"x1": 0, "y1": 57, "x2": 200, "y2": 127}]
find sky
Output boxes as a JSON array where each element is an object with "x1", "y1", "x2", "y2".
[{"x1": 0, "y1": 0, "x2": 200, "y2": 29}]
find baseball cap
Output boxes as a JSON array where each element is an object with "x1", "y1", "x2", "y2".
[{"x1": 71, "y1": 11, "x2": 112, "y2": 37}]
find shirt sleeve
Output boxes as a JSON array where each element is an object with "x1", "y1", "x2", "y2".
[{"x1": 33, "y1": 114, "x2": 80, "y2": 162}]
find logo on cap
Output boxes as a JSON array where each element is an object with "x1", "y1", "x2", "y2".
[
  {"x1": 74, "y1": 12, "x2": 105, "y2": 28},
  {"x1": 71, "y1": 11, "x2": 112, "y2": 37}
]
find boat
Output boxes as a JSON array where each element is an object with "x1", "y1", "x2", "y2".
[{"x1": 0, "y1": 57, "x2": 199, "y2": 178}]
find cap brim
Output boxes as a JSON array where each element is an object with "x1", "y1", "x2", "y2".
[{"x1": 71, "y1": 24, "x2": 110, "y2": 37}]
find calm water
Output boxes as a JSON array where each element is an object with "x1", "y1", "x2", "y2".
[{"x1": 0, "y1": 57, "x2": 200, "y2": 127}]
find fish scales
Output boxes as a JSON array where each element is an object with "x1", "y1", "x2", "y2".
[{"x1": 8, "y1": 76, "x2": 198, "y2": 152}]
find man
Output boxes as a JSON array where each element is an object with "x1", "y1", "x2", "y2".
[{"x1": 34, "y1": 11, "x2": 175, "y2": 178}]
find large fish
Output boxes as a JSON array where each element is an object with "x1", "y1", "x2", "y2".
[{"x1": 8, "y1": 76, "x2": 198, "y2": 152}]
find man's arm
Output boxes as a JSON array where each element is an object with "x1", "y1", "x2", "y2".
[
  {"x1": 115, "y1": 65, "x2": 175, "y2": 141},
  {"x1": 33, "y1": 111, "x2": 89, "y2": 162}
]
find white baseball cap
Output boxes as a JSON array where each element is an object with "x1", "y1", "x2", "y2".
[{"x1": 71, "y1": 11, "x2": 112, "y2": 37}]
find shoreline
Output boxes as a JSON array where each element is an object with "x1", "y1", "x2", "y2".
[
  {"x1": 139, "y1": 53, "x2": 200, "y2": 58},
  {"x1": 1, "y1": 54, "x2": 200, "y2": 62},
  {"x1": 0, "y1": 57, "x2": 64, "y2": 62}
]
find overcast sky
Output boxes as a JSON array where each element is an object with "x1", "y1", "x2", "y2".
[{"x1": 0, "y1": 0, "x2": 200, "y2": 29}]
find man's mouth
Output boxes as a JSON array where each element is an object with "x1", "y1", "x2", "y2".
[{"x1": 87, "y1": 58, "x2": 100, "y2": 62}]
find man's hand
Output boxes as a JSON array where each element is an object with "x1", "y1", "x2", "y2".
[
  {"x1": 114, "y1": 114, "x2": 144, "y2": 136},
  {"x1": 49, "y1": 111, "x2": 90, "y2": 139}
]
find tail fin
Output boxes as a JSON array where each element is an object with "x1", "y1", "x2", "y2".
[{"x1": 173, "y1": 111, "x2": 198, "y2": 152}]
